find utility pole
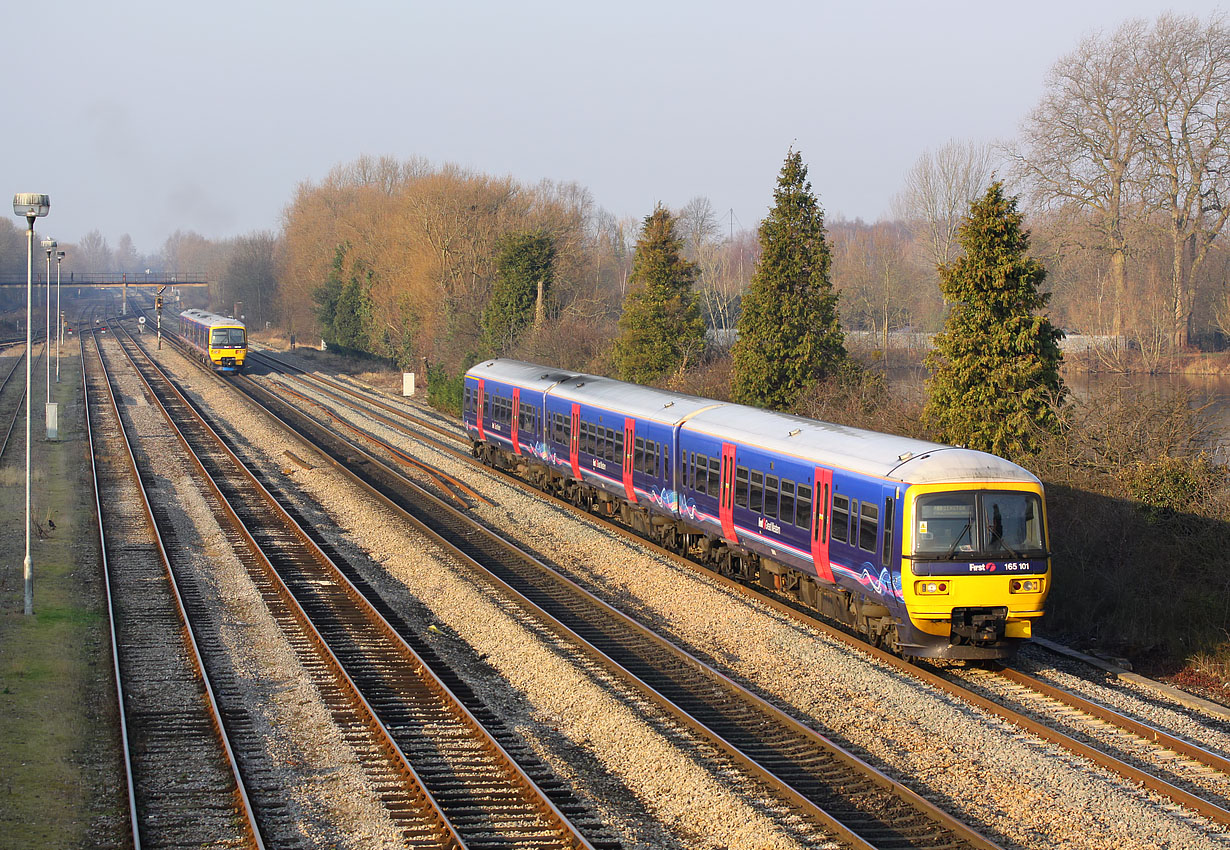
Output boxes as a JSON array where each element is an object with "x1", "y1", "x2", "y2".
[{"x1": 156, "y1": 286, "x2": 164, "y2": 349}]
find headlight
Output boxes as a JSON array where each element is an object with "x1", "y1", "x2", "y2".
[
  {"x1": 1010, "y1": 578, "x2": 1043, "y2": 593},
  {"x1": 915, "y1": 580, "x2": 949, "y2": 595}
]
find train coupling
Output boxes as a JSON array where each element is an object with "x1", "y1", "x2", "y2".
[{"x1": 950, "y1": 606, "x2": 1008, "y2": 644}]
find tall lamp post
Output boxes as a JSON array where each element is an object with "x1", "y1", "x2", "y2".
[
  {"x1": 14, "y1": 193, "x2": 50, "y2": 617},
  {"x1": 41, "y1": 238, "x2": 55, "y2": 403},
  {"x1": 55, "y1": 250, "x2": 65, "y2": 382}
]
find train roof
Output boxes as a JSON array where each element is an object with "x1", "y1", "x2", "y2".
[
  {"x1": 468, "y1": 359, "x2": 718, "y2": 425},
  {"x1": 466, "y1": 359, "x2": 580, "y2": 393},
  {"x1": 179, "y1": 309, "x2": 246, "y2": 329},
  {"x1": 467, "y1": 359, "x2": 1040, "y2": 486},
  {"x1": 681, "y1": 405, "x2": 1039, "y2": 485},
  {"x1": 550, "y1": 375, "x2": 719, "y2": 425}
]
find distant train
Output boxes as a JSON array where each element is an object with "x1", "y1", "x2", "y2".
[
  {"x1": 179, "y1": 309, "x2": 247, "y2": 373},
  {"x1": 463, "y1": 359, "x2": 1051, "y2": 660}
]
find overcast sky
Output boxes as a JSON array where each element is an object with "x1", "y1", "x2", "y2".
[{"x1": 5, "y1": 0, "x2": 1227, "y2": 256}]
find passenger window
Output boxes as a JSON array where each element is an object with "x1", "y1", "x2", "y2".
[
  {"x1": 764, "y1": 475, "x2": 779, "y2": 520},
  {"x1": 694, "y1": 455, "x2": 707, "y2": 494},
  {"x1": 832, "y1": 494, "x2": 850, "y2": 543},
  {"x1": 635, "y1": 438, "x2": 645, "y2": 473},
  {"x1": 797, "y1": 484, "x2": 812, "y2": 533},
  {"x1": 707, "y1": 456, "x2": 720, "y2": 496},
  {"x1": 750, "y1": 470, "x2": 764, "y2": 513},
  {"x1": 735, "y1": 467, "x2": 749, "y2": 509},
  {"x1": 615, "y1": 432, "x2": 624, "y2": 462},
  {"x1": 859, "y1": 502, "x2": 879, "y2": 553},
  {"x1": 781, "y1": 480, "x2": 796, "y2": 526}
]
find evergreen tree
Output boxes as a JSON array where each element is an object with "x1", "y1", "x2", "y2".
[
  {"x1": 732, "y1": 149, "x2": 845, "y2": 410},
  {"x1": 924, "y1": 182, "x2": 1066, "y2": 458},
  {"x1": 613, "y1": 205, "x2": 706, "y2": 383},
  {"x1": 313, "y1": 244, "x2": 374, "y2": 353},
  {"x1": 482, "y1": 231, "x2": 556, "y2": 354}
]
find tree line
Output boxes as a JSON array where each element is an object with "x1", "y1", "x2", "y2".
[{"x1": 7, "y1": 12, "x2": 1230, "y2": 375}]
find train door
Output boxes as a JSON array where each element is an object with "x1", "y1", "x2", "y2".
[
  {"x1": 569, "y1": 404, "x2": 581, "y2": 479},
  {"x1": 881, "y1": 485, "x2": 902, "y2": 611},
  {"x1": 622, "y1": 418, "x2": 637, "y2": 502},
  {"x1": 811, "y1": 467, "x2": 835, "y2": 583},
  {"x1": 476, "y1": 380, "x2": 486, "y2": 440},
  {"x1": 511, "y1": 388, "x2": 521, "y2": 455},
  {"x1": 719, "y1": 442, "x2": 738, "y2": 542}
]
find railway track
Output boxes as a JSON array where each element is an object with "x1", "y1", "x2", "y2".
[
  {"x1": 236, "y1": 342, "x2": 1230, "y2": 833},
  {"x1": 107, "y1": 321, "x2": 610, "y2": 849},
  {"x1": 84, "y1": 328, "x2": 264, "y2": 848},
  {"x1": 0, "y1": 344, "x2": 51, "y2": 466},
  {"x1": 117, "y1": 333, "x2": 1004, "y2": 850}
]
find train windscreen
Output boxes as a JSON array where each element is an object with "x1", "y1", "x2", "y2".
[
  {"x1": 912, "y1": 491, "x2": 1045, "y2": 559},
  {"x1": 210, "y1": 328, "x2": 246, "y2": 348}
]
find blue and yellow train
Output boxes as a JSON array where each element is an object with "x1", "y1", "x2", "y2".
[
  {"x1": 179, "y1": 309, "x2": 247, "y2": 373},
  {"x1": 463, "y1": 358, "x2": 1050, "y2": 660}
]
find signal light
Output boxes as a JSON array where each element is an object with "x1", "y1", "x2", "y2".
[
  {"x1": 915, "y1": 580, "x2": 949, "y2": 595},
  {"x1": 1010, "y1": 578, "x2": 1043, "y2": 593}
]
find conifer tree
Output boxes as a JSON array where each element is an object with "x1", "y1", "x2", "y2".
[
  {"x1": 482, "y1": 231, "x2": 555, "y2": 354},
  {"x1": 924, "y1": 181, "x2": 1066, "y2": 458},
  {"x1": 313, "y1": 243, "x2": 373, "y2": 353},
  {"x1": 613, "y1": 205, "x2": 706, "y2": 384},
  {"x1": 732, "y1": 149, "x2": 845, "y2": 410}
]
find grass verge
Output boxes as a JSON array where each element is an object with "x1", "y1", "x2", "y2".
[{"x1": 0, "y1": 350, "x2": 125, "y2": 848}]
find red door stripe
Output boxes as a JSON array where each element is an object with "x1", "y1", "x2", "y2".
[
  {"x1": 569, "y1": 404, "x2": 581, "y2": 480},
  {"x1": 719, "y1": 442, "x2": 737, "y2": 543},
  {"x1": 812, "y1": 467, "x2": 834, "y2": 583},
  {"x1": 476, "y1": 380, "x2": 486, "y2": 441},
  {"x1": 622, "y1": 417, "x2": 637, "y2": 503},
  {"x1": 511, "y1": 388, "x2": 521, "y2": 455}
]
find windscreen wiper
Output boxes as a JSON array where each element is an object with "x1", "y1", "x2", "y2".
[{"x1": 944, "y1": 521, "x2": 972, "y2": 560}]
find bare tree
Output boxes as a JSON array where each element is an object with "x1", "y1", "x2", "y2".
[
  {"x1": 1138, "y1": 12, "x2": 1230, "y2": 348},
  {"x1": 894, "y1": 139, "x2": 996, "y2": 271},
  {"x1": 831, "y1": 220, "x2": 916, "y2": 360},
  {"x1": 114, "y1": 234, "x2": 142, "y2": 273},
  {"x1": 1011, "y1": 20, "x2": 1150, "y2": 338},
  {"x1": 220, "y1": 232, "x2": 279, "y2": 328},
  {"x1": 0, "y1": 218, "x2": 26, "y2": 277},
  {"x1": 677, "y1": 196, "x2": 720, "y2": 262},
  {"x1": 76, "y1": 229, "x2": 113, "y2": 273}
]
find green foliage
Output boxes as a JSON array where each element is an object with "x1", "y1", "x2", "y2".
[
  {"x1": 1124, "y1": 453, "x2": 1225, "y2": 517},
  {"x1": 313, "y1": 244, "x2": 374, "y2": 354},
  {"x1": 732, "y1": 149, "x2": 846, "y2": 410},
  {"x1": 924, "y1": 182, "x2": 1066, "y2": 459},
  {"x1": 482, "y1": 231, "x2": 556, "y2": 355},
  {"x1": 613, "y1": 205, "x2": 707, "y2": 384},
  {"x1": 426, "y1": 364, "x2": 465, "y2": 416}
]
